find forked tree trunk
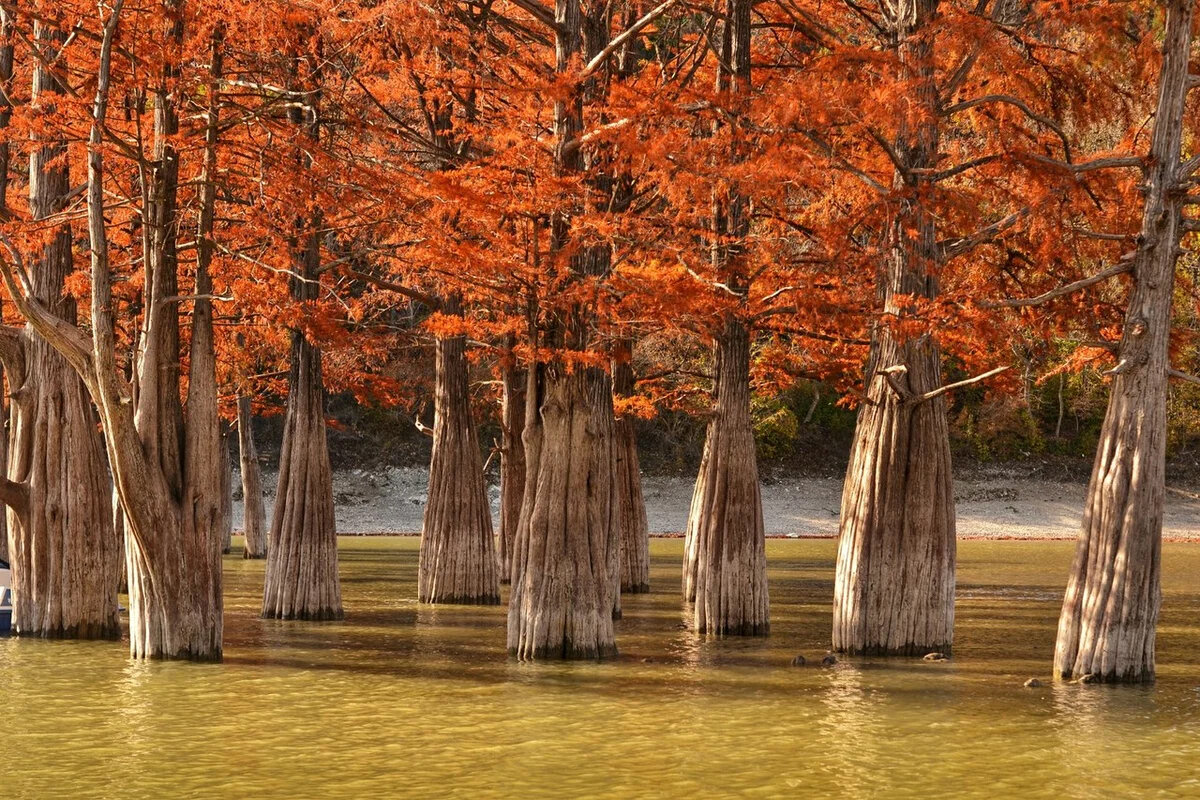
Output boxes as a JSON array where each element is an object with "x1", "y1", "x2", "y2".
[
  {"x1": 832, "y1": 0, "x2": 955, "y2": 657},
  {"x1": 219, "y1": 424, "x2": 233, "y2": 554},
  {"x1": 237, "y1": 396, "x2": 268, "y2": 559},
  {"x1": 3, "y1": 22, "x2": 119, "y2": 639},
  {"x1": 1053, "y1": 0, "x2": 1192, "y2": 684},
  {"x1": 0, "y1": 1, "x2": 226, "y2": 659},
  {"x1": 123, "y1": 17, "x2": 225, "y2": 658},
  {"x1": 613, "y1": 345, "x2": 649, "y2": 593},
  {"x1": 508, "y1": 366, "x2": 619, "y2": 659},
  {"x1": 497, "y1": 347, "x2": 525, "y2": 582},
  {"x1": 419, "y1": 309, "x2": 500, "y2": 604},
  {"x1": 682, "y1": 318, "x2": 768, "y2": 633}
]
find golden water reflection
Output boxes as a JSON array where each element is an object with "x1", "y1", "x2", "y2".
[{"x1": 2, "y1": 538, "x2": 1199, "y2": 798}]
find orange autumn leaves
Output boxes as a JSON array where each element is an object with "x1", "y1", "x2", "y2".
[{"x1": 0, "y1": 0, "x2": 1167, "y2": 418}]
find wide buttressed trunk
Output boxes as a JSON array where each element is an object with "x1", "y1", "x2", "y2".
[
  {"x1": 507, "y1": 364, "x2": 620, "y2": 659},
  {"x1": 682, "y1": 317, "x2": 768, "y2": 634},
  {"x1": 833, "y1": 333, "x2": 955, "y2": 655},
  {"x1": 419, "y1": 322, "x2": 500, "y2": 604},
  {"x1": 613, "y1": 349, "x2": 649, "y2": 593},
  {"x1": 832, "y1": 0, "x2": 955, "y2": 657},
  {"x1": 497, "y1": 349, "x2": 526, "y2": 582},
  {"x1": 263, "y1": 327, "x2": 342, "y2": 620},
  {"x1": 1052, "y1": 0, "x2": 1192, "y2": 684},
  {"x1": 237, "y1": 396, "x2": 268, "y2": 559},
  {"x1": 5, "y1": 22, "x2": 119, "y2": 638}
]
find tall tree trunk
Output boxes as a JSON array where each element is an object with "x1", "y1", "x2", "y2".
[
  {"x1": 237, "y1": 396, "x2": 268, "y2": 559},
  {"x1": 419, "y1": 298, "x2": 500, "y2": 604},
  {"x1": 682, "y1": 317, "x2": 768, "y2": 633},
  {"x1": 219, "y1": 424, "x2": 233, "y2": 554},
  {"x1": 263, "y1": 301, "x2": 342, "y2": 620},
  {"x1": 613, "y1": 343, "x2": 649, "y2": 593},
  {"x1": 4, "y1": 21, "x2": 118, "y2": 639},
  {"x1": 123, "y1": 15, "x2": 224, "y2": 659},
  {"x1": 0, "y1": 9, "x2": 12, "y2": 565},
  {"x1": 262, "y1": 32, "x2": 342, "y2": 621},
  {"x1": 832, "y1": 0, "x2": 955, "y2": 657},
  {"x1": 0, "y1": 0, "x2": 226, "y2": 659},
  {"x1": 1053, "y1": 0, "x2": 1192, "y2": 684},
  {"x1": 497, "y1": 341, "x2": 525, "y2": 583},
  {"x1": 506, "y1": 0, "x2": 621, "y2": 659},
  {"x1": 680, "y1": 0, "x2": 767, "y2": 635},
  {"x1": 508, "y1": 365, "x2": 619, "y2": 658}
]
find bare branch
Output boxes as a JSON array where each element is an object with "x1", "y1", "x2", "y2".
[
  {"x1": 984, "y1": 257, "x2": 1134, "y2": 309},
  {"x1": 1169, "y1": 367, "x2": 1200, "y2": 387},
  {"x1": 581, "y1": 0, "x2": 679, "y2": 78},
  {"x1": 912, "y1": 365, "x2": 1010, "y2": 404}
]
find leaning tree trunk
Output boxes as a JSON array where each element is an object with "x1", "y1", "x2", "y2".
[
  {"x1": 832, "y1": 0, "x2": 955, "y2": 657},
  {"x1": 508, "y1": 365, "x2": 619, "y2": 659},
  {"x1": 419, "y1": 309, "x2": 500, "y2": 605},
  {"x1": 613, "y1": 346, "x2": 649, "y2": 593},
  {"x1": 682, "y1": 317, "x2": 769, "y2": 634},
  {"x1": 4, "y1": 22, "x2": 119, "y2": 638},
  {"x1": 237, "y1": 396, "x2": 268, "y2": 559},
  {"x1": 497, "y1": 343, "x2": 526, "y2": 582},
  {"x1": 1053, "y1": 0, "x2": 1191, "y2": 684}
]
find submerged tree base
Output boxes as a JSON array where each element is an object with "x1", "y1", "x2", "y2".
[
  {"x1": 266, "y1": 608, "x2": 345, "y2": 622},
  {"x1": 508, "y1": 640, "x2": 619, "y2": 661},
  {"x1": 836, "y1": 642, "x2": 952, "y2": 658},
  {"x1": 12, "y1": 623, "x2": 120, "y2": 641}
]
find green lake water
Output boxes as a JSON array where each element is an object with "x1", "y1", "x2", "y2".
[{"x1": 2, "y1": 538, "x2": 1199, "y2": 798}]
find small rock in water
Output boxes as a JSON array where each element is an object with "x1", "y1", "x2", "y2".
[
  {"x1": 1023, "y1": 678, "x2": 1044, "y2": 688},
  {"x1": 820, "y1": 653, "x2": 838, "y2": 666},
  {"x1": 923, "y1": 652, "x2": 949, "y2": 662},
  {"x1": 790, "y1": 655, "x2": 807, "y2": 667},
  {"x1": 1075, "y1": 673, "x2": 1100, "y2": 685}
]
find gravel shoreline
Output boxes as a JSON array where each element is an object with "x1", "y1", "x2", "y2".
[{"x1": 235, "y1": 466, "x2": 1200, "y2": 540}]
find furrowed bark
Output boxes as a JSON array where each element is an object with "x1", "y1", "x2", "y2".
[
  {"x1": 1052, "y1": 0, "x2": 1192, "y2": 684},
  {"x1": 237, "y1": 396, "x2": 268, "y2": 559},
  {"x1": 419, "y1": 297, "x2": 500, "y2": 604},
  {"x1": 680, "y1": 0, "x2": 768, "y2": 636},
  {"x1": 262, "y1": 34, "x2": 342, "y2": 622},
  {"x1": 219, "y1": 423, "x2": 234, "y2": 554},
  {"x1": 506, "y1": 0, "x2": 620, "y2": 658},
  {"x1": 121, "y1": 15, "x2": 225, "y2": 660},
  {"x1": 5, "y1": 20, "x2": 119, "y2": 639},
  {"x1": 833, "y1": 0, "x2": 955, "y2": 657},
  {"x1": 497, "y1": 339, "x2": 526, "y2": 582},
  {"x1": 508, "y1": 364, "x2": 619, "y2": 659},
  {"x1": 262, "y1": 254, "x2": 342, "y2": 620},
  {"x1": 613, "y1": 342, "x2": 649, "y2": 593},
  {"x1": 682, "y1": 317, "x2": 768, "y2": 633}
]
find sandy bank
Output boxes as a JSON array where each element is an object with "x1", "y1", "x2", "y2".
[{"x1": 233, "y1": 466, "x2": 1200, "y2": 540}]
